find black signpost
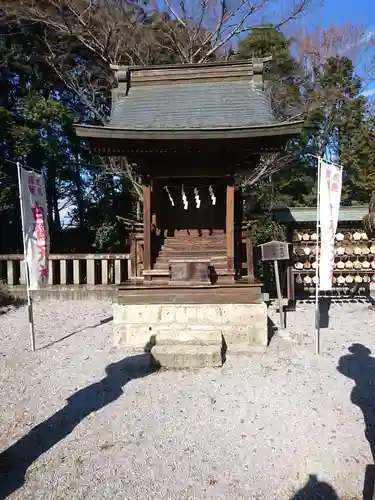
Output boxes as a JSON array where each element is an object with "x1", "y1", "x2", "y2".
[{"x1": 260, "y1": 240, "x2": 290, "y2": 330}]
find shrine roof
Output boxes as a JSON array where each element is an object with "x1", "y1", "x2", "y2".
[
  {"x1": 108, "y1": 80, "x2": 277, "y2": 130},
  {"x1": 75, "y1": 59, "x2": 303, "y2": 142}
]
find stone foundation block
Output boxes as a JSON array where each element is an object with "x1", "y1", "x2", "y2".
[
  {"x1": 221, "y1": 303, "x2": 266, "y2": 326},
  {"x1": 113, "y1": 324, "x2": 155, "y2": 351},
  {"x1": 113, "y1": 301, "x2": 268, "y2": 350},
  {"x1": 196, "y1": 305, "x2": 223, "y2": 323},
  {"x1": 172, "y1": 306, "x2": 198, "y2": 323},
  {"x1": 113, "y1": 304, "x2": 165, "y2": 324}
]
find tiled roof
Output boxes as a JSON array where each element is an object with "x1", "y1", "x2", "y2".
[
  {"x1": 107, "y1": 80, "x2": 279, "y2": 130},
  {"x1": 273, "y1": 206, "x2": 368, "y2": 223}
]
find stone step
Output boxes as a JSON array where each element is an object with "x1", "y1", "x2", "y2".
[
  {"x1": 162, "y1": 239, "x2": 225, "y2": 244},
  {"x1": 166, "y1": 232, "x2": 225, "y2": 237},
  {"x1": 157, "y1": 329, "x2": 222, "y2": 346},
  {"x1": 151, "y1": 344, "x2": 222, "y2": 369},
  {"x1": 143, "y1": 269, "x2": 170, "y2": 277},
  {"x1": 164, "y1": 236, "x2": 226, "y2": 241},
  {"x1": 163, "y1": 238, "x2": 225, "y2": 244},
  {"x1": 164, "y1": 234, "x2": 226, "y2": 239},
  {"x1": 165, "y1": 241, "x2": 225, "y2": 245},
  {"x1": 161, "y1": 247, "x2": 226, "y2": 252},
  {"x1": 154, "y1": 261, "x2": 226, "y2": 268},
  {"x1": 153, "y1": 262, "x2": 227, "y2": 270},
  {"x1": 161, "y1": 259, "x2": 225, "y2": 264},
  {"x1": 154, "y1": 259, "x2": 226, "y2": 265},
  {"x1": 160, "y1": 253, "x2": 225, "y2": 258},
  {"x1": 155, "y1": 253, "x2": 226, "y2": 259},
  {"x1": 161, "y1": 242, "x2": 226, "y2": 250}
]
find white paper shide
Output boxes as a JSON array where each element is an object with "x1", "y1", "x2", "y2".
[
  {"x1": 19, "y1": 167, "x2": 49, "y2": 290},
  {"x1": 319, "y1": 160, "x2": 342, "y2": 291}
]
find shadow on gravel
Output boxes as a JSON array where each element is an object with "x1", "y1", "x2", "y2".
[
  {"x1": 39, "y1": 315, "x2": 113, "y2": 350},
  {"x1": 318, "y1": 297, "x2": 332, "y2": 329},
  {"x1": 267, "y1": 316, "x2": 277, "y2": 344},
  {"x1": 338, "y1": 344, "x2": 375, "y2": 499},
  {"x1": 0, "y1": 289, "x2": 26, "y2": 315},
  {"x1": 290, "y1": 474, "x2": 339, "y2": 499},
  {"x1": 0, "y1": 353, "x2": 157, "y2": 500}
]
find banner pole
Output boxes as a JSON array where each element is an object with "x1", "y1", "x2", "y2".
[
  {"x1": 315, "y1": 156, "x2": 321, "y2": 355},
  {"x1": 17, "y1": 162, "x2": 36, "y2": 352}
]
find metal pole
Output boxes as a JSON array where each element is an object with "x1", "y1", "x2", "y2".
[
  {"x1": 17, "y1": 162, "x2": 35, "y2": 352},
  {"x1": 274, "y1": 259, "x2": 284, "y2": 330},
  {"x1": 315, "y1": 157, "x2": 321, "y2": 355}
]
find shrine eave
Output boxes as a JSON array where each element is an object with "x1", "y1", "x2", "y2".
[{"x1": 75, "y1": 121, "x2": 303, "y2": 143}]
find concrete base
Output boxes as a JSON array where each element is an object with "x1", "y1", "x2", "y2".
[{"x1": 113, "y1": 302, "x2": 268, "y2": 354}]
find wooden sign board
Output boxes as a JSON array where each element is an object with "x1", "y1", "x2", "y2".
[
  {"x1": 260, "y1": 240, "x2": 290, "y2": 262},
  {"x1": 259, "y1": 240, "x2": 290, "y2": 330}
]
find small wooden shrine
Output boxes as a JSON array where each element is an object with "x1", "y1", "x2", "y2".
[{"x1": 75, "y1": 60, "x2": 302, "y2": 366}]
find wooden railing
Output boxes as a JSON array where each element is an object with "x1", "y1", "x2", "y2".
[{"x1": 0, "y1": 254, "x2": 131, "y2": 286}]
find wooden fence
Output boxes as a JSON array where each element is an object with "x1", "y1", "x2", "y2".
[{"x1": 0, "y1": 254, "x2": 131, "y2": 299}]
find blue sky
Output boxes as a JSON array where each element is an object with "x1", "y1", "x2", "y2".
[
  {"x1": 157, "y1": 0, "x2": 375, "y2": 93},
  {"x1": 302, "y1": 0, "x2": 375, "y2": 94},
  {"x1": 308, "y1": 0, "x2": 375, "y2": 27}
]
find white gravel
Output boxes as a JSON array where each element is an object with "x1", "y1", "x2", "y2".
[{"x1": 0, "y1": 298, "x2": 374, "y2": 499}]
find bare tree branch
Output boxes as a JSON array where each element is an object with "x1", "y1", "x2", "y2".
[
  {"x1": 295, "y1": 22, "x2": 375, "y2": 85},
  {"x1": 164, "y1": 0, "x2": 187, "y2": 27},
  {"x1": 0, "y1": 0, "x2": 314, "y2": 203},
  {"x1": 238, "y1": 152, "x2": 295, "y2": 188},
  {"x1": 103, "y1": 157, "x2": 143, "y2": 200},
  {"x1": 160, "y1": 0, "x2": 312, "y2": 62}
]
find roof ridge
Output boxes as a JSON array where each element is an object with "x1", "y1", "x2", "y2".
[
  {"x1": 111, "y1": 59, "x2": 268, "y2": 90},
  {"x1": 110, "y1": 58, "x2": 272, "y2": 73}
]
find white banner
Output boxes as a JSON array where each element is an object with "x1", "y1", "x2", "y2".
[
  {"x1": 319, "y1": 160, "x2": 343, "y2": 291},
  {"x1": 18, "y1": 167, "x2": 49, "y2": 290}
]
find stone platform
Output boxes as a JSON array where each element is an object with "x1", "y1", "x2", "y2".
[{"x1": 114, "y1": 281, "x2": 267, "y2": 368}]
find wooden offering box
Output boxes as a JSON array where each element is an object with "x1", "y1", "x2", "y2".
[{"x1": 169, "y1": 258, "x2": 210, "y2": 285}]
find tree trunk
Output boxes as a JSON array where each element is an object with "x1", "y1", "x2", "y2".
[
  {"x1": 46, "y1": 165, "x2": 54, "y2": 231},
  {"x1": 74, "y1": 159, "x2": 85, "y2": 228},
  {"x1": 53, "y1": 183, "x2": 61, "y2": 231}
]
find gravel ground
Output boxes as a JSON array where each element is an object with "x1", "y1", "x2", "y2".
[{"x1": 0, "y1": 298, "x2": 374, "y2": 500}]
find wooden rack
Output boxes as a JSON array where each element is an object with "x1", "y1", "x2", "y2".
[
  {"x1": 291, "y1": 229, "x2": 375, "y2": 294},
  {"x1": 271, "y1": 206, "x2": 373, "y2": 307}
]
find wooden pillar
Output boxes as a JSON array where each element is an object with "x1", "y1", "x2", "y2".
[
  {"x1": 143, "y1": 182, "x2": 151, "y2": 277},
  {"x1": 226, "y1": 180, "x2": 235, "y2": 278},
  {"x1": 130, "y1": 235, "x2": 137, "y2": 278},
  {"x1": 60, "y1": 259, "x2": 67, "y2": 285},
  {"x1": 19, "y1": 260, "x2": 26, "y2": 285},
  {"x1": 246, "y1": 229, "x2": 255, "y2": 284},
  {"x1": 286, "y1": 224, "x2": 296, "y2": 310},
  {"x1": 127, "y1": 258, "x2": 132, "y2": 281},
  {"x1": 101, "y1": 259, "x2": 109, "y2": 285},
  {"x1": 87, "y1": 259, "x2": 95, "y2": 285},
  {"x1": 48, "y1": 260, "x2": 54, "y2": 285},
  {"x1": 7, "y1": 260, "x2": 15, "y2": 285},
  {"x1": 73, "y1": 259, "x2": 80, "y2": 284},
  {"x1": 114, "y1": 259, "x2": 122, "y2": 284}
]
